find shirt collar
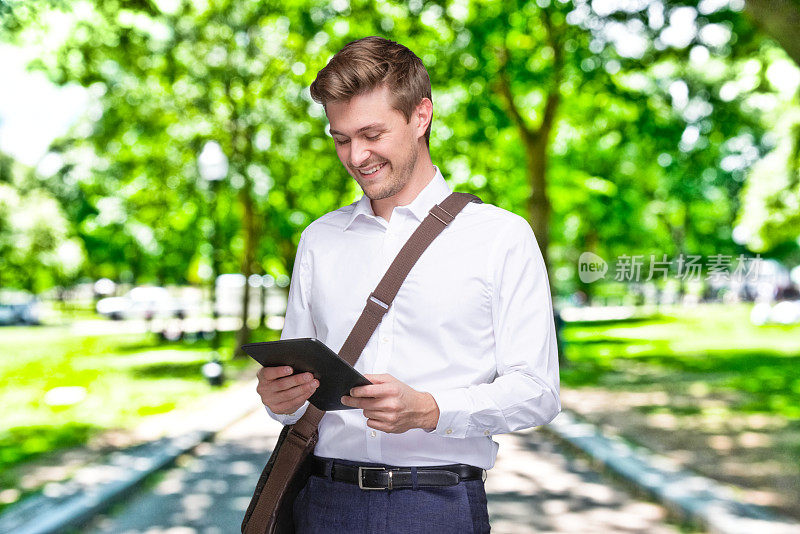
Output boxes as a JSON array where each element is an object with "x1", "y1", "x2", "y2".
[{"x1": 343, "y1": 165, "x2": 452, "y2": 232}]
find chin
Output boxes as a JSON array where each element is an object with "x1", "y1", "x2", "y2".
[{"x1": 356, "y1": 170, "x2": 388, "y2": 190}]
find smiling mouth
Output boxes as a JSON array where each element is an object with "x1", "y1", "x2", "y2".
[{"x1": 356, "y1": 162, "x2": 387, "y2": 178}]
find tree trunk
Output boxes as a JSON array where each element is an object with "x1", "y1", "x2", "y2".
[
  {"x1": 744, "y1": 0, "x2": 800, "y2": 67},
  {"x1": 234, "y1": 182, "x2": 257, "y2": 356},
  {"x1": 523, "y1": 88, "x2": 558, "y2": 296},
  {"x1": 493, "y1": 9, "x2": 563, "y2": 301}
]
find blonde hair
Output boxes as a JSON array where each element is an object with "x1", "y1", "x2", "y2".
[{"x1": 309, "y1": 36, "x2": 432, "y2": 148}]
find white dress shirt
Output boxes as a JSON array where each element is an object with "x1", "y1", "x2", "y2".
[{"x1": 265, "y1": 165, "x2": 560, "y2": 470}]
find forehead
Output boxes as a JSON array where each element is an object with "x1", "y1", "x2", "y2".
[{"x1": 326, "y1": 85, "x2": 404, "y2": 135}]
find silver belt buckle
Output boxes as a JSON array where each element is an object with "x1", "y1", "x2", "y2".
[{"x1": 358, "y1": 466, "x2": 387, "y2": 490}]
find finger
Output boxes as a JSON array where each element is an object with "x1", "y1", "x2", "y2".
[
  {"x1": 273, "y1": 387, "x2": 317, "y2": 412},
  {"x1": 349, "y1": 383, "x2": 392, "y2": 398},
  {"x1": 274, "y1": 379, "x2": 319, "y2": 403},
  {"x1": 259, "y1": 366, "x2": 294, "y2": 381},
  {"x1": 341, "y1": 395, "x2": 392, "y2": 412},
  {"x1": 363, "y1": 409, "x2": 397, "y2": 423},
  {"x1": 362, "y1": 373, "x2": 394, "y2": 384},
  {"x1": 272, "y1": 372, "x2": 316, "y2": 393},
  {"x1": 341, "y1": 396, "x2": 383, "y2": 410},
  {"x1": 272, "y1": 389, "x2": 317, "y2": 414},
  {"x1": 366, "y1": 418, "x2": 394, "y2": 433},
  {"x1": 341, "y1": 395, "x2": 361, "y2": 408}
]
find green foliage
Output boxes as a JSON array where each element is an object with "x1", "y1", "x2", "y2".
[
  {"x1": 12, "y1": 0, "x2": 354, "y2": 285},
  {"x1": 0, "y1": 153, "x2": 85, "y2": 292},
  {"x1": 0, "y1": 422, "x2": 95, "y2": 470},
  {"x1": 560, "y1": 301, "x2": 800, "y2": 514},
  {"x1": 0, "y1": 323, "x2": 272, "y2": 505},
  {"x1": 0, "y1": 0, "x2": 797, "y2": 295},
  {"x1": 561, "y1": 303, "x2": 800, "y2": 418}
]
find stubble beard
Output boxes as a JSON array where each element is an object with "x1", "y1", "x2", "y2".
[{"x1": 359, "y1": 140, "x2": 419, "y2": 201}]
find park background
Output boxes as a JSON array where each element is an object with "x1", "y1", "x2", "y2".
[{"x1": 1, "y1": 0, "x2": 799, "y2": 530}]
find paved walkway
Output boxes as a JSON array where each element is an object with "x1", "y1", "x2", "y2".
[{"x1": 85, "y1": 410, "x2": 679, "y2": 534}]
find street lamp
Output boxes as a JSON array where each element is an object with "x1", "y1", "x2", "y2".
[
  {"x1": 198, "y1": 141, "x2": 228, "y2": 383},
  {"x1": 199, "y1": 141, "x2": 229, "y2": 183}
]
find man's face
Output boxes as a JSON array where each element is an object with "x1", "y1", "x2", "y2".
[{"x1": 326, "y1": 85, "x2": 422, "y2": 201}]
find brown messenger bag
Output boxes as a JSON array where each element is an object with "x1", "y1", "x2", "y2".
[{"x1": 241, "y1": 191, "x2": 483, "y2": 534}]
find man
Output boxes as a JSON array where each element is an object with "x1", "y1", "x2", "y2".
[{"x1": 256, "y1": 36, "x2": 560, "y2": 533}]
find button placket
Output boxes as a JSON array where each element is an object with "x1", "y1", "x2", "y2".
[
  {"x1": 367, "y1": 224, "x2": 387, "y2": 462},
  {"x1": 367, "y1": 216, "x2": 400, "y2": 458},
  {"x1": 373, "y1": 307, "x2": 394, "y2": 375},
  {"x1": 366, "y1": 420, "x2": 381, "y2": 460}
]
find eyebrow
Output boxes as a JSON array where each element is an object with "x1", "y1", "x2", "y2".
[{"x1": 329, "y1": 123, "x2": 387, "y2": 136}]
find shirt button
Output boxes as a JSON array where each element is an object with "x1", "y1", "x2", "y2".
[
  {"x1": 370, "y1": 430, "x2": 376, "y2": 438},
  {"x1": 381, "y1": 336, "x2": 389, "y2": 343},
  {"x1": 484, "y1": 430, "x2": 490, "y2": 436},
  {"x1": 446, "y1": 428, "x2": 453, "y2": 435}
]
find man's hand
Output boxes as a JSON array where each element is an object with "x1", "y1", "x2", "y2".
[
  {"x1": 256, "y1": 366, "x2": 319, "y2": 415},
  {"x1": 341, "y1": 374, "x2": 440, "y2": 433}
]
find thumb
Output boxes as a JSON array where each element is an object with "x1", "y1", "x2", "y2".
[{"x1": 363, "y1": 373, "x2": 393, "y2": 383}]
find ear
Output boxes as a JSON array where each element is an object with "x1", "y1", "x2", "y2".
[{"x1": 414, "y1": 97, "x2": 433, "y2": 140}]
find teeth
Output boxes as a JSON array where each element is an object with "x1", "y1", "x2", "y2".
[{"x1": 360, "y1": 162, "x2": 385, "y2": 175}]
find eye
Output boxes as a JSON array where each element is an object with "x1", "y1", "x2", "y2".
[
  {"x1": 366, "y1": 134, "x2": 381, "y2": 141},
  {"x1": 334, "y1": 138, "x2": 350, "y2": 145}
]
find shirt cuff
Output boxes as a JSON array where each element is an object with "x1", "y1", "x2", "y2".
[
  {"x1": 427, "y1": 388, "x2": 471, "y2": 438},
  {"x1": 264, "y1": 401, "x2": 309, "y2": 425}
]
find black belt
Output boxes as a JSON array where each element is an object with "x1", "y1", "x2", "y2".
[{"x1": 310, "y1": 456, "x2": 486, "y2": 490}]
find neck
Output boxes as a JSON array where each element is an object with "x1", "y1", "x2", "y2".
[{"x1": 371, "y1": 148, "x2": 435, "y2": 222}]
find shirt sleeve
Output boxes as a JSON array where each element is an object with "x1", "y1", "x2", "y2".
[
  {"x1": 264, "y1": 229, "x2": 314, "y2": 425},
  {"x1": 427, "y1": 215, "x2": 561, "y2": 438}
]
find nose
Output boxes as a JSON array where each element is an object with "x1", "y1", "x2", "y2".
[{"x1": 349, "y1": 138, "x2": 371, "y2": 168}]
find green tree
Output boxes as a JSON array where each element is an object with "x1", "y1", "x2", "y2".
[
  {"x1": 402, "y1": 0, "x2": 772, "y2": 299},
  {"x1": 2, "y1": 0, "x2": 357, "y2": 351},
  {"x1": 737, "y1": 0, "x2": 800, "y2": 255},
  {"x1": 744, "y1": 0, "x2": 800, "y2": 66},
  {"x1": 2, "y1": 0, "x2": 787, "y2": 309},
  {"x1": 0, "y1": 152, "x2": 84, "y2": 293}
]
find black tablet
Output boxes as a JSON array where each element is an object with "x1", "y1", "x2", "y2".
[{"x1": 240, "y1": 338, "x2": 372, "y2": 411}]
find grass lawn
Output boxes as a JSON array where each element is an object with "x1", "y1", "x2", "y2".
[
  {"x1": 560, "y1": 302, "x2": 800, "y2": 519},
  {"x1": 0, "y1": 321, "x2": 271, "y2": 510}
]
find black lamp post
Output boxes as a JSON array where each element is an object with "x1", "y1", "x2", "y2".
[{"x1": 198, "y1": 141, "x2": 228, "y2": 385}]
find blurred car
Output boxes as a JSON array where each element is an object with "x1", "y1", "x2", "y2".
[
  {"x1": 750, "y1": 300, "x2": 800, "y2": 326},
  {"x1": 96, "y1": 286, "x2": 186, "y2": 320},
  {"x1": 0, "y1": 290, "x2": 41, "y2": 326},
  {"x1": 214, "y1": 273, "x2": 287, "y2": 317}
]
